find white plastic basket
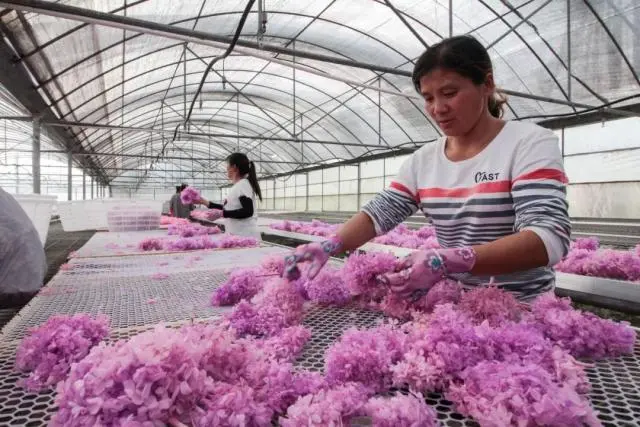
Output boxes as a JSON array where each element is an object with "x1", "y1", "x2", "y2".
[
  {"x1": 58, "y1": 199, "x2": 164, "y2": 232},
  {"x1": 11, "y1": 194, "x2": 57, "y2": 246},
  {"x1": 107, "y1": 203, "x2": 162, "y2": 232}
]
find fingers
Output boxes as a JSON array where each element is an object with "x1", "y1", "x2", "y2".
[
  {"x1": 307, "y1": 261, "x2": 322, "y2": 280},
  {"x1": 283, "y1": 254, "x2": 301, "y2": 281},
  {"x1": 378, "y1": 271, "x2": 410, "y2": 289}
]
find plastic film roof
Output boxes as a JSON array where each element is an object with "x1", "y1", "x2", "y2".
[{"x1": 0, "y1": 0, "x2": 638, "y2": 189}]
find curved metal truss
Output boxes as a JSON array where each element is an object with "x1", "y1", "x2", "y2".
[{"x1": 0, "y1": 0, "x2": 638, "y2": 190}]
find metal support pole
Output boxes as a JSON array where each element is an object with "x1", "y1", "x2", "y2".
[
  {"x1": 357, "y1": 163, "x2": 361, "y2": 209},
  {"x1": 15, "y1": 164, "x2": 19, "y2": 194},
  {"x1": 32, "y1": 117, "x2": 40, "y2": 193},
  {"x1": 91, "y1": 176, "x2": 94, "y2": 199},
  {"x1": 67, "y1": 151, "x2": 72, "y2": 201},
  {"x1": 449, "y1": 0, "x2": 453, "y2": 37},
  {"x1": 378, "y1": 77, "x2": 382, "y2": 145},
  {"x1": 337, "y1": 165, "x2": 341, "y2": 212},
  {"x1": 305, "y1": 172, "x2": 309, "y2": 212},
  {"x1": 82, "y1": 170, "x2": 86, "y2": 200},
  {"x1": 183, "y1": 42, "x2": 187, "y2": 129},
  {"x1": 566, "y1": 0, "x2": 571, "y2": 101},
  {"x1": 321, "y1": 168, "x2": 324, "y2": 212}
]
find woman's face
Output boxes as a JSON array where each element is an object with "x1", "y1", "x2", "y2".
[
  {"x1": 227, "y1": 163, "x2": 239, "y2": 181},
  {"x1": 418, "y1": 68, "x2": 494, "y2": 136}
]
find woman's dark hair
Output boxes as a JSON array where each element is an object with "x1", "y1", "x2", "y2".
[
  {"x1": 412, "y1": 35, "x2": 506, "y2": 118},
  {"x1": 227, "y1": 152, "x2": 262, "y2": 201}
]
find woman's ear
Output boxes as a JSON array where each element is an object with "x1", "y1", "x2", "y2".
[{"x1": 484, "y1": 72, "x2": 496, "y2": 94}]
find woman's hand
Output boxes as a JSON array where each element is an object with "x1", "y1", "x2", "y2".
[
  {"x1": 208, "y1": 209, "x2": 223, "y2": 221},
  {"x1": 283, "y1": 235, "x2": 343, "y2": 281},
  {"x1": 197, "y1": 198, "x2": 209, "y2": 206},
  {"x1": 377, "y1": 247, "x2": 476, "y2": 300}
]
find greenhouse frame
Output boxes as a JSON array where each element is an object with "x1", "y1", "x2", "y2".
[{"x1": 0, "y1": 0, "x2": 637, "y2": 215}]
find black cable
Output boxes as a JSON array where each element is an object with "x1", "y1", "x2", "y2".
[
  {"x1": 153, "y1": 0, "x2": 256, "y2": 181},
  {"x1": 257, "y1": 139, "x2": 431, "y2": 184},
  {"x1": 514, "y1": 94, "x2": 640, "y2": 122},
  {"x1": 187, "y1": 0, "x2": 256, "y2": 122}
]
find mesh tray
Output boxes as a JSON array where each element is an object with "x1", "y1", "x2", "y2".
[
  {"x1": 0, "y1": 271, "x2": 232, "y2": 343},
  {"x1": 58, "y1": 246, "x2": 290, "y2": 280},
  {"x1": 1, "y1": 257, "x2": 639, "y2": 425}
]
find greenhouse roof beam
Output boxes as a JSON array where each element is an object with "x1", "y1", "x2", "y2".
[
  {"x1": 1, "y1": 0, "x2": 626, "y2": 113},
  {"x1": 0, "y1": 24, "x2": 109, "y2": 184}
]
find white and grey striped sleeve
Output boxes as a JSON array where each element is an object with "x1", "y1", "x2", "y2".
[
  {"x1": 511, "y1": 130, "x2": 571, "y2": 266},
  {"x1": 361, "y1": 154, "x2": 420, "y2": 235}
]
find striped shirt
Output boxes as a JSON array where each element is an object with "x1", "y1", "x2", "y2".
[{"x1": 361, "y1": 121, "x2": 571, "y2": 300}]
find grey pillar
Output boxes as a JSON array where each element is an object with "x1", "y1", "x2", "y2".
[
  {"x1": 32, "y1": 118, "x2": 41, "y2": 194},
  {"x1": 67, "y1": 152, "x2": 73, "y2": 201},
  {"x1": 305, "y1": 172, "x2": 309, "y2": 212},
  {"x1": 90, "y1": 176, "x2": 94, "y2": 199},
  {"x1": 82, "y1": 170, "x2": 86, "y2": 200},
  {"x1": 108, "y1": 185, "x2": 112, "y2": 198},
  {"x1": 357, "y1": 163, "x2": 361, "y2": 209}
]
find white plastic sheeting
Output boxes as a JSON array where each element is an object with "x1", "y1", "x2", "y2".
[
  {"x1": 567, "y1": 182, "x2": 640, "y2": 219},
  {"x1": 0, "y1": 0, "x2": 638, "y2": 189}
]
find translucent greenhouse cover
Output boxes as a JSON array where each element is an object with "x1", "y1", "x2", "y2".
[{"x1": 0, "y1": 0, "x2": 638, "y2": 190}]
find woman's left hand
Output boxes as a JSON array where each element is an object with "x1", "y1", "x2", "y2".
[{"x1": 377, "y1": 247, "x2": 477, "y2": 299}]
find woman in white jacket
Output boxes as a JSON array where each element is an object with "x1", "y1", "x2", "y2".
[{"x1": 198, "y1": 153, "x2": 262, "y2": 239}]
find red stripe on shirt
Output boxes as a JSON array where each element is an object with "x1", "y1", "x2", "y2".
[
  {"x1": 513, "y1": 168, "x2": 568, "y2": 184},
  {"x1": 418, "y1": 180, "x2": 511, "y2": 199},
  {"x1": 390, "y1": 181, "x2": 420, "y2": 203}
]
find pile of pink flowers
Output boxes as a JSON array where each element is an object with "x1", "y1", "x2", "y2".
[
  {"x1": 15, "y1": 314, "x2": 110, "y2": 392},
  {"x1": 271, "y1": 220, "x2": 439, "y2": 250},
  {"x1": 272, "y1": 220, "x2": 640, "y2": 282},
  {"x1": 180, "y1": 186, "x2": 201, "y2": 204},
  {"x1": 556, "y1": 237, "x2": 640, "y2": 281},
  {"x1": 160, "y1": 216, "x2": 190, "y2": 226},
  {"x1": 202, "y1": 249, "x2": 635, "y2": 426},
  {"x1": 190, "y1": 209, "x2": 222, "y2": 221},
  {"x1": 167, "y1": 222, "x2": 221, "y2": 237},
  {"x1": 51, "y1": 322, "x2": 328, "y2": 426},
  {"x1": 21, "y1": 247, "x2": 636, "y2": 426},
  {"x1": 137, "y1": 235, "x2": 258, "y2": 253}
]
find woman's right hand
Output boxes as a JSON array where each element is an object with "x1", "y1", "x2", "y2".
[
  {"x1": 197, "y1": 198, "x2": 209, "y2": 206},
  {"x1": 283, "y1": 235, "x2": 343, "y2": 281}
]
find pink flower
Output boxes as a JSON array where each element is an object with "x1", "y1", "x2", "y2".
[
  {"x1": 446, "y1": 361, "x2": 601, "y2": 427},
  {"x1": 180, "y1": 186, "x2": 201, "y2": 204},
  {"x1": 325, "y1": 324, "x2": 407, "y2": 392},
  {"x1": 15, "y1": 314, "x2": 109, "y2": 392}
]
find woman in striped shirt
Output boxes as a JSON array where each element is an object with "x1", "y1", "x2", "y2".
[{"x1": 283, "y1": 35, "x2": 571, "y2": 302}]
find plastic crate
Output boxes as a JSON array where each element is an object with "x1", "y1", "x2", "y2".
[
  {"x1": 11, "y1": 194, "x2": 57, "y2": 246},
  {"x1": 107, "y1": 202, "x2": 163, "y2": 232},
  {"x1": 58, "y1": 199, "x2": 163, "y2": 232}
]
